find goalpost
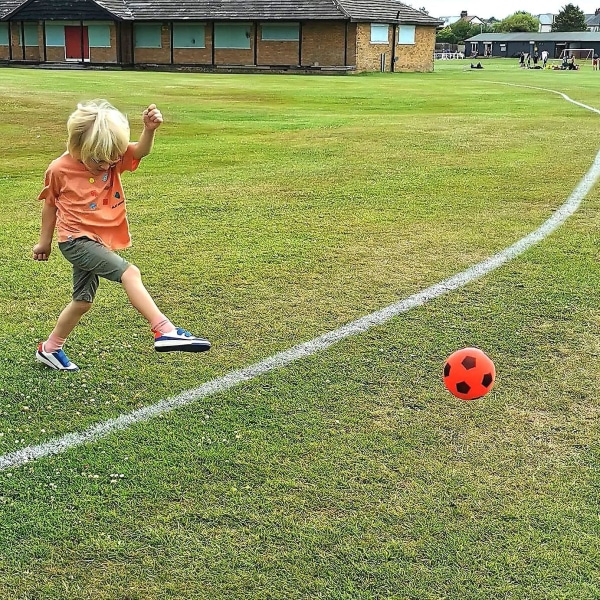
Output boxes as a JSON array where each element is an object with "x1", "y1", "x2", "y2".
[{"x1": 559, "y1": 48, "x2": 595, "y2": 63}]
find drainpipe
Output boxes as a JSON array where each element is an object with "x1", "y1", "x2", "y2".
[
  {"x1": 211, "y1": 21, "x2": 215, "y2": 65},
  {"x1": 42, "y1": 20, "x2": 47, "y2": 62},
  {"x1": 344, "y1": 20, "x2": 348, "y2": 66},
  {"x1": 391, "y1": 11, "x2": 400, "y2": 72},
  {"x1": 253, "y1": 21, "x2": 258, "y2": 65},
  {"x1": 80, "y1": 19, "x2": 85, "y2": 64},
  {"x1": 169, "y1": 21, "x2": 173, "y2": 64}
]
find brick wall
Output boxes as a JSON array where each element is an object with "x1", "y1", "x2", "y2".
[
  {"x1": 257, "y1": 40, "x2": 299, "y2": 66},
  {"x1": 7, "y1": 26, "x2": 41, "y2": 61},
  {"x1": 1, "y1": 22, "x2": 119, "y2": 63},
  {"x1": 355, "y1": 23, "x2": 435, "y2": 73},
  {"x1": 90, "y1": 24, "x2": 117, "y2": 63},
  {"x1": 301, "y1": 21, "x2": 347, "y2": 66},
  {"x1": 133, "y1": 24, "x2": 171, "y2": 63},
  {"x1": 355, "y1": 22, "x2": 389, "y2": 72},
  {"x1": 1, "y1": 19, "x2": 435, "y2": 72},
  {"x1": 395, "y1": 26, "x2": 435, "y2": 72}
]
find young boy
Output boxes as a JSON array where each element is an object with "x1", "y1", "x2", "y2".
[{"x1": 33, "y1": 99, "x2": 210, "y2": 371}]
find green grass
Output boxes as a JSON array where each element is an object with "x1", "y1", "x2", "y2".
[{"x1": 1, "y1": 58, "x2": 599, "y2": 598}]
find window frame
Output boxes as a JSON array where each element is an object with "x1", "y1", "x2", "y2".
[
  {"x1": 398, "y1": 25, "x2": 416, "y2": 45},
  {"x1": 261, "y1": 22, "x2": 299, "y2": 42},
  {"x1": 134, "y1": 23, "x2": 162, "y2": 49},
  {"x1": 173, "y1": 22, "x2": 206, "y2": 48},
  {"x1": 370, "y1": 23, "x2": 389, "y2": 44},
  {"x1": 214, "y1": 23, "x2": 251, "y2": 49}
]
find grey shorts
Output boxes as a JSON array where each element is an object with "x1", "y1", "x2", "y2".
[{"x1": 58, "y1": 237, "x2": 130, "y2": 302}]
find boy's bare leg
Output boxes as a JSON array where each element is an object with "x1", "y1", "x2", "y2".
[
  {"x1": 120, "y1": 265, "x2": 211, "y2": 353},
  {"x1": 120, "y1": 265, "x2": 163, "y2": 324},
  {"x1": 51, "y1": 300, "x2": 93, "y2": 339}
]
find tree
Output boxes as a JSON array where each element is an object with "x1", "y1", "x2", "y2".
[
  {"x1": 467, "y1": 23, "x2": 494, "y2": 38},
  {"x1": 552, "y1": 3, "x2": 587, "y2": 31},
  {"x1": 449, "y1": 19, "x2": 472, "y2": 43},
  {"x1": 436, "y1": 26, "x2": 457, "y2": 44},
  {"x1": 494, "y1": 11, "x2": 539, "y2": 32},
  {"x1": 435, "y1": 17, "x2": 493, "y2": 44}
]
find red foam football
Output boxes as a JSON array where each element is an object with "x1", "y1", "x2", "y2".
[{"x1": 443, "y1": 347, "x2": 496, "y2": 401}]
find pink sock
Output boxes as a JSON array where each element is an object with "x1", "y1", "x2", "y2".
[
  {"x1": 150, "y1": 316, "x2": 174, "y2": 334},
  {"x1": 44, "y1": 332, "x2": 66, "y2": 353}
]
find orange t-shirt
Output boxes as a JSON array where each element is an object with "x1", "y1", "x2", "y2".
[{"x1": 38, "y1": 143, "x2": 141, "y2": 250}]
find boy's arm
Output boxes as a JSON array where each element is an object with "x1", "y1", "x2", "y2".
[
  {"x1": 33, "y1": 201, "x2": 57, "y2": 261},
  {"x1": 133, "y1": 104, "x2": 163, "y2": 159}
]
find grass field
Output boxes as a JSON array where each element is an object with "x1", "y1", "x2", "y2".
[{"x1": 1, "y1": 57, "x2": 600, "y2": 599}]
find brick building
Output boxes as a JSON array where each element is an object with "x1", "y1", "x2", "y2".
[{"x1": 0, "y1": 0, "x2": 441, "y2": 73}]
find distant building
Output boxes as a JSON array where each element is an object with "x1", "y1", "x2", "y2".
[
  {"x1": 466, "y1": 31, "x2": 600, "y2": 59},
  {"x1": 537, "y1": 13, "x2": 554, "y2": 33},
  {"x1": 440, "y1": 10, "x2": 485, "y2": 28},
  {"x1": 0, "y1": 0, "x2": 442, "y2": 73},
  {"x1": 585, "y1": 9, "x2": 600, "y2": 32},
  {"x1": 440, "y1": 16, "x2": 462, "y2": 28}
]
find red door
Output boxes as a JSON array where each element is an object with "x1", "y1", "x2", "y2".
[{"x1": 65, "y1": 26, "x2": 89, "y2": 60}]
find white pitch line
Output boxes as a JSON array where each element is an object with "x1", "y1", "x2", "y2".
[{"x1": 3, "y1": 84, "x2": 600, "y2": 471}]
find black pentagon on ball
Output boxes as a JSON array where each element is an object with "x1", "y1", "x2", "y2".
[
  {"x1": 461, "y1": 356, "x2": 477, "y2": 370},
  {"x1": 481, "y1": 373, "x2": 493, "y2": 388},
  {"x1": 456, "y1": 381, "x2": 471, "y2": 394},
  {"x1": 444, "y1": 363, "x2": 451, "y2": 377}
]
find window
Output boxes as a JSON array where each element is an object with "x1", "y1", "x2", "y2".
[
  {"x1": 500, "y1": 44, "x2": 506, "y2": 52},
  {"x1": 134, "y1": 23, "x2": 162, "y2": 48},
  {"x1": 370, "y1": 24, "x2": 388, "y2": 44},
  {"x1": 173, "y1": 22, "x2": 205, "y2": 48},
  {"x1": 88, "y1": 24, "x2": 110, "y2": 47},
  {"x1": 45, "y1": 24, "x2": 64, "y2": 46},
  {"x1": 21, "y1": 23, "x2": 38, "y2": 46},
  {"x1": 214, "y1": 23, "x2": 251, "y2": 49},
  {"x1": 0, "y1": 23, "x2": 8, "y2": 46},
  {"x1": 398, "y1": 25, "x2": 415, "y2": 44},
  {"x1": 261, "y1": 23, "x2": 299, "y2": 41}
]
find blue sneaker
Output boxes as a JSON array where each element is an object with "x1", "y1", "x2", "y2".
[
  {"x1": 154, "y1": 327, "x2": 211, "y2": 353},
  {"x1": 36, "y1": 343, "x2": 79, "y2": 371}
]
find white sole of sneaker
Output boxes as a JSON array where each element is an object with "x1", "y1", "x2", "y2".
[
  {"x1": 155, "y1": 340, "x2": 211, "y2": 353},
  {"x1": 36, "y1": 351, "x2": 79, "y2": 371}
]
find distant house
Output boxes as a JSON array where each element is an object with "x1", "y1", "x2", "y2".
[
  {"x1": 466, "y1": 31, "x2": 600, "y2": 59},
  {"x1": 537, "y1": 13, "x2": 554, "y2": 33},
  {"x1": 0, "y1": 0, "x2": 442, "y2": 73},
  {"x1": 457, "y1": 10, "x2": 485, "y2": 26},
  {"x1": 440, "y1": 10, "x2": 485, "y2": 28},
  {"x1": 585, "y1": 9, "x2": 600, "y2": 32},
  {"x1": 440, "y1": 15, "x2": 461, "y2": 28}
]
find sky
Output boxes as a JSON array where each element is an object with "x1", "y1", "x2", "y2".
[{"x1": 416, "y1": 1, "x2": 598, "y2": 19}]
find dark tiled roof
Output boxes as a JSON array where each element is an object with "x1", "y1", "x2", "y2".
[
  {"x1": 6, "y1": 0, "x2": 125, "y2": 20},
  {"x1": 97, "y1": 0, "x2": 133, "y2": 19},
  {"x1": 0, "y1": 0, "x2": 442, "y2": 24},
  {"x1": 337, "y1": 0, "x2": 441, "y2": 24},
  {"x1": 0, "y1": 0, "x2": 25, "y2": 19},
  {"x1": 586, "y1": 14, "x2": 600, "y2": 26},
  {"x1": 124, "y1": 0, "x2": 344, "y2": 20}
]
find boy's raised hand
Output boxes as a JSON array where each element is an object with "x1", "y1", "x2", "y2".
[{"x1": 142, "y1": 104, "x2": 163, "y2": 131}]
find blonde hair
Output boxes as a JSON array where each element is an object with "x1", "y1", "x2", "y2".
[{"x1": 67, "y1": 99, "x2": 130, "y2": 164}]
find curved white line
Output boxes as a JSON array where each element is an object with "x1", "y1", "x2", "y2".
[{"x1": 3, "y1": 85, "x2": 600, "y2": 471}]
